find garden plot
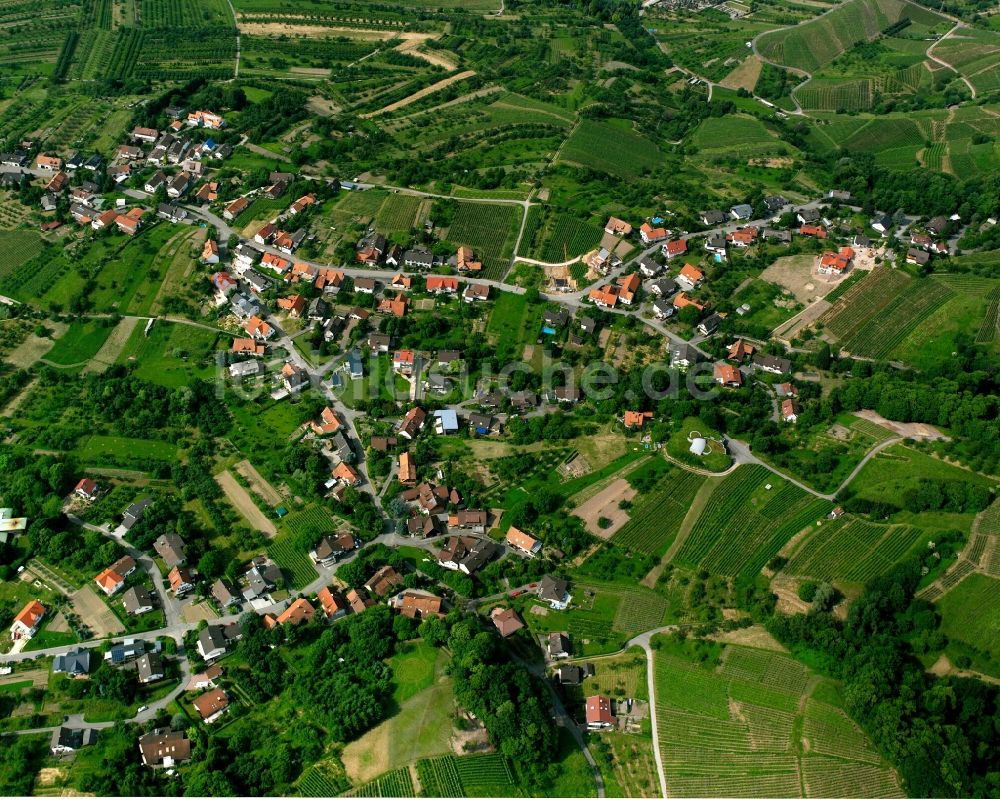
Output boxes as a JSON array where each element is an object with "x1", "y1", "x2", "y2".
[
  {"x1": 571, "y1": 478, "x2": 636, "y2": 538},
  {"x1": 216, "y1": 470, "x2": 278, "y2": 536}
]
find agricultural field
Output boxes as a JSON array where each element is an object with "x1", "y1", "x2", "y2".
[
  {"x1": 932, "y1": 26, "x2": 1000, "y2": 96},
  {"x1": 557, "y1": 119, "x2": 662, "y2": 178},
  {"x1": 818, "y1": 266, "x2": 912, "y2": 343},
  {"x1": 935, "y1": 573, "x2": 1000, "y2": 677},
  {"x1": 612, "y1": 468, "x2": 706, "y2": 557},
  {"x1": 42, "y1": 320, "x2": 115, "y2": 367},
  {"x1": 652, "y1": 638, "x2": 903, "y2": 798},
  {"x1": 114, "y1": 321, "x2": 221, "y2": 388},
  {"x1": 783, "y1": 516, "x2": 928, "y2": 585},
  {"x1": 349, "y1": 768, "x2": 415, "y2": 798},
  {"x1": 417, "y1": 754, "x2": 521, "y2": 798},
  {"x1": 536, "y1": 214, "x2": 605, "y2": 263},
  {"x1": 266, "y1": 535, "x2": 318, "y2": 589},
  {"x1": 442, "y1": 202, "x2": 521, "y2": 280},
  {"x1": 0, "y1": 231, "x2": 44, "y2": 281},
  {"x1": 756, "y1": 0, "x2": 946, "y2": 73},
  {"x1": 672, "y1": 466, "x2": 832, "y2": 582},
  {"x1": 692, "y1": 115, "x2": 786, "y2": 157},
  {"x1": 374, "y1": 193, "x2": 423, "y2": 235}
]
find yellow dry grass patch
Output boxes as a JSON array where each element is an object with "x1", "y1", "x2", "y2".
[{"x1": 719, "y1": 55, "x2": 763, "y2": 91}]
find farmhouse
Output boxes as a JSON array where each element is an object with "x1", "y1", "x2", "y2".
[{"x1": 588, "y1": 284, "x2": 619, "y2": 309}]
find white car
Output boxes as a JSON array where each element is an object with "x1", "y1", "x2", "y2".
[{"x1": 137, "y1": 705, "x2": 149, "y2": 714}]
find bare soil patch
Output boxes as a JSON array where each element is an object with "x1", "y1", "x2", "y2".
[
  {"x1": 0, "y1": 667, "x2": 47, "y2": 688},
  {"x1": 181, "y1": 600, "x2": 219, "y2": 623},
  {"x1": 713, "y1": 624, "x2": 788, "y2": 652},
  {"x1": 770, "y1": 573, "x2": 812, "y2": 615},
  {"x1": 571, "y1": 478, "x2": 636, "y2": 538},
  {"x1": 394, "y1": 38, "x2": 456, "y2": 70},
  {"x1": 234, "y1": 460, "x2": 283, "y2": 505},
  {"x1": 852, "y1": 410, "x2": 949, "y2": 441},
  {"x1": 0, "y1": 376, "x2": 38, "y2": 417},
  {"x1": 70, "y1": 585, "x2": 124, "y2": 638},
  {"x1": 719, "y1": 55, "x2": 763, "y2": 91},
  {"x1": 760, "y1": 254, "x2": 841, "y2": 305},
  {"x1": 307, "y1": 96, "x2": 341, "y2": 116},
  {"x1": 216, "y1": 470, "x2": 278, "y2": 536}
]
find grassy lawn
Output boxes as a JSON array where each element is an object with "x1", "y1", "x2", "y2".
[
  {"x1": 75, "y1": 434, "x2": 179, "y2": 463},
  {"x1": 390, "y1": 639, "x2": 444, "y2": 704},
  {"x1": 23, "y1": 626, "x2": 78, "y2": 651},
  {"x1": 341, "y1": 645, "x2": 455, "y2": 784},
  {"x1": 115, "y1": 320, "x2": 221, "y2": 387},
  {"x1": 41, "y1": 320, "x2": 116, "y2": 366}
]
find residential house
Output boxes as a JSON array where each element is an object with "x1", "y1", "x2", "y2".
[
  {"x1": 427, "y1": 275, "x2": 459, "y2": 295},
  {"x1": 623, "y1": 410, "x2": 652, "y2": 429},
  {"x1": 490, "y1": 607, "x2": 524, "y2": 637},
  {"x1": 677, "y1": 263, "x2": 704, "y2": 290},
  {"x1": 399, "y1": 406, "x2": 426, "y2": 439},
  {"x1": 389, "y1": 273, "x2": 412, "y2": 291},
  {"x1": 193, "y1": 688, "x2": 230, "y2": 724},
  {"x1": 211, "y1": 579, "x2": 241, "y2": 608},
  {"x1": 775, "y1": 382, "x2": 797, "y2": 399},
  {"x1": 75, "y1": 477, "x2": 100, "y2": 501},
  {"x1": 589, "y1": 283, "x2": 618, "y2": 308},
  {"x1": 699, "y1": 210, "x2": 726, "y2": 225},
  {"x1": 154, "y1": 533, "x2": 187, "y2": 567},
  {"x1": 926, "y1": 216, "x2": 948, "y2": 236},
  {"x1": 605, "y1": 217, "x2": 632, "y2": 236},
  {"x1": 713, "y1": 362, "x2": 742, "y2": 387},
  {"x1": 186, "y1": 664, "x2": 222, "y2": 692},
  {"x1": 157, "y1": 203, "x2": 187, "y2": 223},
  {"x1": 704, "y1": 231, "x2": 727, "y2": 256},
  {"x1": 244, "y1": 316, "x2": 274, "y2": 341},
  {"x1": 131, "y1": 126, "x2": 159, "y2": 143},
  {"x1": 649, "y1": 277, "x2": 677, "y2": 297},
  {"x1": 728, "y1": 339, "x2": 755, "y2": 362},
  {"x1": 223, "y1": 197, "x2": 249, "y2": 220},
  {"x1": 262, "y1": 252, "x2": 291, "y2": 275},
  {"x1": 277, "y1": 294, "x2": 305, "y2": 317},
  {"x1": 391, "y1": 589, "x2": 445, "y2": 620},
  {"x1": 455, "y1": 245, "x2": 482, "y2": 272},
  {"x1": 730, "y1": 204, "x2": 753, "y2": 221},
  {"x1": 639, "y1": 222, "x2": 669, "y2": 244},
  {"x1": 52, "y1": 649, "x2": 91, "y2": 678},
  {"x1": 781, "y1": 399, "x2": 800, "y2": 423},
  {"x1": 799, "y1": 225, "x2": 827, "y2": 239},
  {"x1": 393, "y1": 349, "x2": 416, "y2": 375},
  {"x1": 36, "y1": 154, "x2": 63, "y2": 171},
  {"x1": 139, "y1": 729, "x2": 191, "y2": 767},
  {"x1": 819, "y1": 247, "x2": 854, "y2": 275},
  {"x1": 378, "y1": 293, "x2": 409, "y2": 317},
  {"x1": 586, "y1": 695, "x2": 615, "y2": 730},
  {"x1": 557, "y1": 664, "x2": 594, "y2": 685},
  {"x1": 871, "y1": 214, "x2": 892, "y2": 235},
  {"x1": 356, "y1": 234, "x2": 386, "y2": 265},
  {"x1": 727, "y1": 227, "x2": 759, "y2": 248},
  {"x1": 586, "y1": 247, "x2": 614, "y2": 274},
  {"x1": 168, "y1": 566, "x2": 196, "y2": 596},
  {"x1": 638, "y1": 257, "x2": 663, "y2": 277},
  {"x1": 136, "y1": 652, "x2": 165, "y2": 684},
  {"x1": 437, "y1": 536, "x2": 497, "y2": 575},
  {"x1": 906, "y1": 248, "x2": 930, "y2": 266},
  {"x1": 92, "y1": 209, "x2": 117, "y2": 230},
  {"x1": 673, "y1": 292, "x2": 705, "y2": 312},
  {"x1": 365, "y1": 565, "x2": 403, "y2": 597},
  {"x1": 463, "y1": 283, "x2": 490, "y2": 303},
  {"x1": 46, "y1": 171, "x2": 68, "y2": 193},
  {"x1": 197, "y1": 625, "x2": 231, "y2": 661},
  {"x1": 538, "y1": 575, "x2": 571, "y2": 610},
  {"x1": 697, "y1": 312, "x2": 723, "y2": 336},
  {"x1": 94, "y1": 555, "x2": 136, "y2": 597},
  {"x1": 230, "y1": 361, "x2": 264, "y2": 380},
  {"x1": 764, "y1": 195, "x2": 787, "y2": 214},
  {"x1": 652, "y1": 298, "x2": 674, "y2": 319},
  {"x1": 346, "y1": 588, "x2": 374, "y2": 614},
  {"x1": 617, "y1": 273, "x2": 641, "y2": 305},
  {"x1": 453, "y1": 509, "x2": 488, "y2": 533},
  {"x1": 548, "y1": 632, "x2": 571, "y2": 659},
  {"x1": 122, "y1": 586, "x2": 154, "y2": 616},
  {"x1": 195, "y1": 182, "x2": 218, "y2": 203},
  {"x1": 144, "y1": 171, "x2": 167, "y2": 193},
  {"x1": 272, "y1": 598, "x2": 315, "y2": 627},
  {"x1": 9, "y1": 600, "x2": 45, "y2": 640},
  {"x1": 166, "y1": 172, "x2": 191, "y2": 198},
  {"x1": 506, "y1": 527, "x2": 542, "y2": 556},
  {"x1": 433, "y1": 408, "x2": 459, "y2": 433},
  {"x1": 763, "y1": 228, "x2": 791, "y2": 243},
  {"x1": 233, "y1": 243, "x2": 263, "y2": 271},
  {"x1": 289, "y1": 193, "x2": 316, "y2": 215},
  {"x1": 122, "y1": 498, "x2": 152, "y2": 531},
  {"x1": 310, "y1": 533, "x2": 357, "y2": 565},
  {"x1": 187, "y1": 109, "x2": 224, "y2": 128},
  {"x1": 403, "y1": 249, "x2": 433, "y2": 269},
  {"x1": 51, "y1": 727, "x2": 98, "y2": 756},
  {"x1": 553, "y1": 386, "x2": 581, "y2": 404},
  {"x1": 752, "y1": 354, "x2": 791, "y2": 375},
  {"x1": 662, "y1": 239, "x2": 687, "y2": 260},
  {"x1": 317, "y1": 586, "x2": 349, "y2": 621},
  {"x1": 797, "y1": 208, "x2": 821, "y2": 225},
  {"x1": 201, "y1": 239, "x2": 220, "y2": 264},
  {"x1": 105, "y1": 639, "x2": 144, "y2": 665},
  {"x1": 332, "y1": 462, "x2": 361, "y2": 486},
  {"x1": 232, "y1": 337, "x2": 265, "y2": 357}
]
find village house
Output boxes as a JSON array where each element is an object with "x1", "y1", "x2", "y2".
[
  {"x1": 122, "y1": 586, "x2": 155, "y2": 616},
  {"x1": 289, "y1": 194, "x2": 316, "y2": 215},
  {"x1": 781, "y1": 399, "x2": 800, "y2": 423},
  {"x1": 728, "y1": 339, "x2": 755, "y2": 362},
  {"x1": 317, "y1": 586, "x2": 349, "y2": 621},
  {"x1": 676, "y1": 263, "x2": 704, "y2": 291},
  {"x1": 310, "y1": 532, "x2": 357, "y2": 565},
  {"x1": 399, "y1": 406, "x2": 426, "y2": 439},
  {"x1": 455, "y1": 245, "x2": 482, "y2": 272},
  {"x1": 818, "y1": 247, "x2": 854, "y2": 275},
  {"x1": 51, "y1": 727, "x2": 98, "y2": 756},
  {"x1": 714, "y1": 362, "x2": 743, "y2": 388},
  {"x1": 9, "y1": 600, "x2": 45, "y2": 640},
  {"x1": 168, "y1": 566, "x2": 196, "y2": 596},
  {"x1": 75, "y1": 477, "x2": 100, "y2": 501},
  {"x1": 427, "y1": 275, "x2": 459, "y2": 295},
  {"x1": 36, "y1": 154, "x2": 62, "y2": 171},
  {"x1": 639, "y1": 221, "x2": 669, "y2": 244},
  {"x1": 698, "y1": 312, "x2": 724, "y2": 336},
  {"x1": 490, "y1": 607, "x2": 525, "y2": 637},
  {"x1": 154, "y1": 533, "x2": 187, "y2": 567},
  {"x1": 623, "y1": 410, "x2": 653, "y2": 429},
  {"x1": 198, "y1": 624, "x2": 239, "y2": 660},
  {"x1": 649, "y1": 277, "x2": 677, "y2": 297},
  {"x1": 906, "y1": 248, "x2": 930, "y2": 266},
  {"x1": 139, "y1": 730, "x2": 191, "y2": 767},
  {"x1": 506, "y1": 526, "x2": 542, "y2": 556},
  {"x1": 586, "y1": 695, "x2": 615, "y2": 730},
  {"x1": 52, "y1": 649, "x2": 91, "y2": 678},
  {"x1": 193, "y1": 688, "x2": 230, "y2": 724},
  {"x1": 365, "y1": 565, "x2": 404, "y2": 597},
  {"x1": 223, "y1": 197, "x2": 249, "y2": 220},
  {"x1": 356, "y1": 234, "x2": 386, "y2": 265},
  {"x1": 332, "y1": 462, "x2": 361, "y2": 486},
  {"x1": 136, "y1": 652, "x2": 165, "y2": 684},
  {"x1": 538, "y1": 575, "x2": 571, "y2": 610},
  {"x1": 94, "y1": 555, "x2": 136, "y2": 597},
  {"x1": 797, "y1": 208, "x2": 820, "y2": 225},
  {"x1": 653, "y1": 298, "x2": 674, "y2": 319},
  {"x1": 638, "y1": 257, "x2": 663, "y2": 278},
  {"x1": 437, "y1": 536, "x2": 497, "y2": 575},
  {"x1": 699, "y1": 210, "x2": 726, "y2": 225},
  {"x1": 211, "y1": 579, "x2": 242, "y2": 608},
  {"x1": 605, "y1": 217, "x2": 632, "y2": 236},
  {"x1": 752, "y1": 354, "x2": 792, "y2": 375},
  {"x1": 386, "y1": 589, "x2": 443, "y2": 621},
  {"x1": 617, "y1": 273, "x2": 641, "y2": 305},
  {"x1": 799, "y1": 225, "x2": 827, "y2": 239},
  {"x1": 727, "y1": 227, "x2": 759, "y2": 248},
  {"x1": 463, "y1": 283, "x2": 490, "y2": 303},
  {"x1": 662, "y1": 239, "x2": 687, "y2": 260},
  {"x1": 548, "y1": 632, "x2": 571, "y2": 659},
  {"x1": 269, "y1": 598, "x2": 315, "y2": 628},
  {"x1": 404, "y1": 249, "x2": 433, "y2": 269}
]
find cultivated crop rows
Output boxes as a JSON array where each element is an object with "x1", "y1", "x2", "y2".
[
  {"x1": 978, "y1": 500, "x2": 1000, "y2": 535},
  {"x1": 976, "y1": 286, "x2": 1000, "y2": 343},
  {"x1": 798, "y1": 80, "x2": 872, "y2": 112},
  {"x1": 674, "y1": 467, "x2": 830, "y2": 581},
  {"x1": 452, "y1": 753, "x2": 519, "y2": 796},
  {"x1": 559, "y1": 118, "x2": 662, "y2": 179},
  {"x1": 446, "y1": 203, "x2": 518, "y2": 280},
  {"x1": 802, "y1": 756, "x2": 905, "y2": 798},
  {"x1": 416, "y1": 757, "x2": 462, "y2": 797},
  {"x1": 654, "y1": 646, "x2": 901, "y2": 797},
  {"x1": 613, "y1": 469, "x2": 706, "y2": 556},
  {"x1": 850, "y1": 417, "x2": 895, "y2": 443},
  {"x1": 820, "y1": 267, "x2": 911, "y2": 341},
  {"x1": 841, "y1": 279, "x2": 955, "y2": 358},
  {"x1": 968, "y1": 534, "x2": 988, "y2": 566},
  {"x1": 350, "y1": 768, "x2": 414, "y2": 798},
  {"x1": 539, "y1": 214, "x2": 604, "y2": 262},
  {"x1": 785, "y1": 518, "x2": 924, "y2": 583},
  {"x1": 297, "y1": 766, "x2": 345, "y2": 797},
  {"x1": 266, "y1": 539, "x2": 317, "y2": 589}
]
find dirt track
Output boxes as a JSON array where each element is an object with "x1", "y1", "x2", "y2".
[
  {"x1": 234, "y1": 459, "x2": 283, "y2": 505},
  {"x1": 216, "y1": 470, "x2": 278, "y2": 536}
]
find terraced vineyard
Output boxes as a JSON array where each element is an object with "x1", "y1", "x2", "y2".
[
  {"x1": 839, "y1": 278, "x2": 955, "y2": 358},
  {"x1": 672, "y1": 466, "x2": 831, "y2": 582},
  {"x1": 818, "y1": 267, "x2": 911, "y2": 341},
  {"x1": 784, "y1": 516, "x2": 926, "y2": 583},
  {"x1": 653, "y1": 643, "x2": 904, "y2": 798},
  {"x1": 558, "y1": 118, "x2": 663, "y2": 178},
  {"x1": 349, "y1": 767, "x2": 415, "y2": 798},
  {"x1": 538, "y1": 214, "x2": 604, "y2": 262},
  {"x1": 932, "y1": 26, "x2": 1000, "y2": 96},
  {"x1": 444, "y1": 202, "x2": 520, "y2": 280},
  {"x1": 613, "y1": 468, "x2": 707, "y2": 556}
]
